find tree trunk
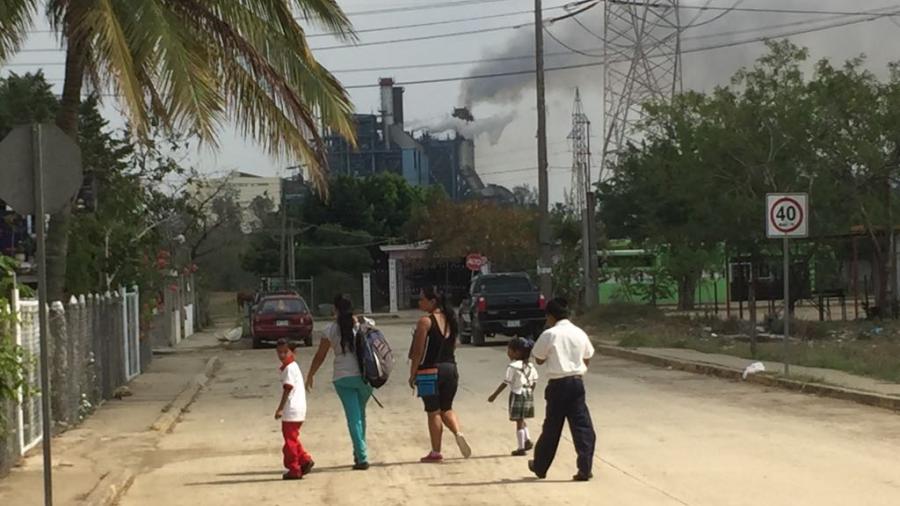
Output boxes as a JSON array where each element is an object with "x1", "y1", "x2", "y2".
[
  {"x1": 887, "y1": 174, "x2": 897, "y2": 319},
  {"x1": 748, "y1": 260, "x2": 758, "y2": 357},
  {"x1": 46, "y1": 37, "x2": 86, "y2": 301},
  {"x1": 677, "y1": 274, "x2": 696, "y2": 311}
]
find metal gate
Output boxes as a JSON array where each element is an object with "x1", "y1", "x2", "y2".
[
  {"x1": 14, "y1": 293, "x2": 42, "y2": 454},
  {"x1": 122, "y1": 286, "x2": 141, "y2": 381}
]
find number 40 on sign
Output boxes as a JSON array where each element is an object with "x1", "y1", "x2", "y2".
[{"x1": 767, "y1": 193, "x2": 809, "y2": 238}]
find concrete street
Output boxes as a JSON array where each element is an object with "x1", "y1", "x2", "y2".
[{"x1": 119, "y1": 320, "x2": 900, "y2": 506}]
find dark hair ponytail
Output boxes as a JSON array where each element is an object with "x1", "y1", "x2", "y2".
[
  {"x1": 334, "y1": 294, "x2": 355, "y2": 354},
  {"x1": 422, "y1": 286, "x2": 458, "y2": 338}
]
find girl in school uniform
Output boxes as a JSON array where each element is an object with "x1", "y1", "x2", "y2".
[{"x1": 488, "y1": 337, "x2": 538, "y2": 456}]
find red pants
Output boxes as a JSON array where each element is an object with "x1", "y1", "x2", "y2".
[{"x1": 282, "y1": 421, "x2": 312, "y2": 477}]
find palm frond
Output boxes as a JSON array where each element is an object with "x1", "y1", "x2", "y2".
[
  {"x1": 286, "y1": 0, "x2": 356, "y2": 42},
  {"x1": 72, "y1": 0, "x2": 150, "y2": 136},
  {"x1": 122, "y1": 0, "x2": 223, "y2": 141},
  {"x1": 0, "y1": 0, "x2": 39, "y2": 63},
  {"x1": 167, "y1": 0, "x2": 356, "y2": 188},
  {"x1": 221, "y1": 56, "x2": 329, "y2": 191},
  {"x1": 42, "y1": 0, "x2": 356, "y2": 192},
  {"x1": 206, "y1": 0, "x2": 356, "y2": 141}
]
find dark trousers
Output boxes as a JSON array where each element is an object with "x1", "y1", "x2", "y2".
[{"x1": 533, "y1": 376, "x2": 596, "y2": 476}]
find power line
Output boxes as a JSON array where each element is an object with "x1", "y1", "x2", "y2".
[
  {"x1": 7, "y1": 6, "x2": 900, "y2": 91},
  {"x1": 24, "y1": 0, "x2": 895, "y2": 56},
  {"x1": 14, "y1": 2, "x2": 570, "y2": 39},
  {"x1": 12, "y1": 20, "x2": 532, "y2": 54},
  {"x1": 8, "y1": 2, "x2": 892, "y2": 63},
  {"x1": 544, "y1": 26, "x2": 602, "y2": 57},
  {"x1": 308, "y1": 6, "x2": 555, "y2": 39},
  {"x1": 341, "y1": 6, "x2": 900, "y2": 89},
  {"x1": 313, "y1": 23, "x2": 527, "y2": 51},
  {"x1": 479, "y1": 166, "x2": 570, "y2": 176},
  {"x1": 296, "y1": 240, "x2": 392, "y2": 250},
  {"x1": 342, "y1": 0, "x2": 518, "y2": 17},
  {"x1": 611, "y1": 0, "x2": 900, "y2": 17}
]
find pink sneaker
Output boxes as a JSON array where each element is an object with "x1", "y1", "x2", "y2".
[{"x1": 420, "y1": 451, "x2": 444, "y2": 463}]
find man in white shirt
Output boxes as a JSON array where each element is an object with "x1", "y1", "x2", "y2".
[{"x1": 528, "y1": 298, "x2": 596, "y2": 482}]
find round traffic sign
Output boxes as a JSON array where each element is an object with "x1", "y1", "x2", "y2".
[
  {"x1": 466, "y1": 253, "x2": 486, "y2": 272},
  {"x1": 769, "y1": 196, "x2": 805, "y2": 234}
]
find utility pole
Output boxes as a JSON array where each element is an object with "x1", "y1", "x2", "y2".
[
  {"x1": 288, "y1": 222, "x2": 296, "y2": 284},
  {"x1": 584, "y1": 120, "x2": 598, "y2": 308},
  {"x1": 279, "y1": 177, "x2": 287, "y2": 286},
  {"x1": 570, "y1": 89, "x2": 597, "y2": 307},
  {"x1": 535, "y1": 0, "x2": 553, "y2": 296}
]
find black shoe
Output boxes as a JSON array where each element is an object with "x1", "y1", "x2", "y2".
[
  {"x1": 353, "y1": 461, "x2": 370, "y2": 471},
  {"x1": 301, "y1": 460, "x2": 315, "y2": 475},
  {"x1": 528, "y1": 460, "x2": 546, "y2": 479},
  {"x1": 282, "y1": 473, "x2": 302, "y2": 481},
  {"x1": 524, "y1": 440, "x2": 534, "y2": 451},
  {"x1": 573, "y1": 472, "x2": 593, "y2": 482},
  {"x1": 511, "y1": 449, "x2": 528, "y2": 457}
]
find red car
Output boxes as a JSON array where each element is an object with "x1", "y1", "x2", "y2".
[{"x1": 251, "y1": 295, "x2": 314, "y2": 349}]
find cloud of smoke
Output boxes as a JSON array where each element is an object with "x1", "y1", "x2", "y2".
[
  {"x1": 459, "y1": 1, "x2": 900, "y2": 107},
  {"x1": 410, "y1": 110, "x2": 518, "y2": 145}
]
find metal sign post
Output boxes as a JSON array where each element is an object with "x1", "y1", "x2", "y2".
[
  {"x1": 782, "y1": 236, "x2": 790, "y2": 376},
  {"x1": 0, "y1": 123, "x2": 83, "y2": 506},
  {"x1": 33, "y1": 124, "x2": 54, "y2": 506},
  {"x1": 766, "y1": 193, "x2": 809, "y2": 377}
]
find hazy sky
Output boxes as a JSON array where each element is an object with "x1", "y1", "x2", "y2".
[{"x1": 3, "y1": 0, "x2": 900, "y2": 203}]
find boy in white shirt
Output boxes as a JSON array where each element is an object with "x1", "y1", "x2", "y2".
[{"x1": 275, "y1": 339, "x2": 314, "y2": 480}]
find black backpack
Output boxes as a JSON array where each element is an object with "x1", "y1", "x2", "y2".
[{"x1": 355, "y1": 324, "x2": 394, "y2": 389}]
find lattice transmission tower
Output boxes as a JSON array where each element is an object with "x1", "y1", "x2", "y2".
[
  {"x1": 568, "y1": 88, "x2": 591, "y2": 212},
  {"x1": 602, "y1": 0, "x2": 682, "y2": 176}
]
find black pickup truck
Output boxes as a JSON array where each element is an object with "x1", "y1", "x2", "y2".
[{"x1": 458, "y1": 273, "x2": 546, "y2": 346}]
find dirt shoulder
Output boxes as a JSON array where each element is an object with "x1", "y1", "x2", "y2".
[{"x1": 577, "y1": 304, "x2": 900, "y2": 384}]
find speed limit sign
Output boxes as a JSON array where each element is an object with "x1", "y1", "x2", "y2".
[{"x1": 766, "y1": 193, "x2": 808, "y2": 238}]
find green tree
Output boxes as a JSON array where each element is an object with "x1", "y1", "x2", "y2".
[
  {"x1": 0, "y1": 257, "x2": 29, "y2": 431},
  {"x1": 411, "y1": 196, "x2": 539, "y2": 271},
  {"x1": 0, "y1": 71, "x2": 57, "y2": 134},
  {"x1": 301, "y1": 172, "x2": 429, "y2": 238},
  {"x1": 1, "y1": 0, "x2": 357, "y2": 300}
]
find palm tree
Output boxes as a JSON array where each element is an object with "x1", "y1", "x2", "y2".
[{"x1": 1, "y1": 0, "x2": 356, "y2": 300}]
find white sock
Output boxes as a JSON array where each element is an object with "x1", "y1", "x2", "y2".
[
  {"x1": 516, "y1": 429, "x2": 527, "y2": 449},
  {"x1": 524, "y1": 427, "x2": 531, "y2": 442}
]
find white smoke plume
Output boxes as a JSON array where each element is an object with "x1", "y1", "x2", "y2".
[{"x1": 410, "y1": 110, "x2": 518, "y2": 145}]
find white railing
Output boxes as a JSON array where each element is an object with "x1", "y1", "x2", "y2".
[
  {"x1": 183, "y1": 304, "x2": 195, "y2": 339},
  {"x1": 122, "y1": 286, "x2": 141, "y2": 381}
]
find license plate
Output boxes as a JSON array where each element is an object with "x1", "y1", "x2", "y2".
[
  {"x1": 276, "y1": 320, "x2": 289, "y2": 327},
  {"x1": 506, "y1": 320, "x2": 521, "y2": 328}
]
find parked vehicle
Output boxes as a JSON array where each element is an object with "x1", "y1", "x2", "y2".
[
  {"x1": 458, "y1": 273, "x2": 546, "y2": 346},
  {"x1": 251, "y1": 294, "x2": 314, "y2": 348}
]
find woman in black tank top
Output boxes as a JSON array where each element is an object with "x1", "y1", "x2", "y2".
[{"x1": 408, "y1": 287, "x2": 472, "y2": 463}]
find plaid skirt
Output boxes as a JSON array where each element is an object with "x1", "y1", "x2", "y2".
[{"x1": 508, "y1": 389, "x2": 535, "y2": 421}]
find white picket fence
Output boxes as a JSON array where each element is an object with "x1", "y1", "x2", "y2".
[{"x1": 10, "y1": 286, "x2": 142, "y2": 456}]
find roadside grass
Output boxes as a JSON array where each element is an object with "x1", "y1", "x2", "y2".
[{"x1": 578, "y1": 304, "x2": 900, "y2": 383}]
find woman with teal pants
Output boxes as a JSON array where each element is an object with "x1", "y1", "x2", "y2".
[{"x1": 306, "y1": 294, "x2": 374, "y2": 470}]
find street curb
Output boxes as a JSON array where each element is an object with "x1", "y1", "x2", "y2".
[
  {"x1": 81, "y1": 469, "x2": 135, "y2": 506},
  {"x1": 596, "y1": 344, "x2": 900, "y2": 413},
  {"x1": 150, "y1": 356, "x2": 222, "y2": 433}
]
